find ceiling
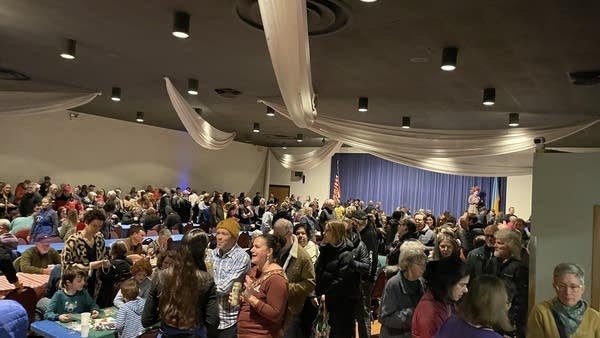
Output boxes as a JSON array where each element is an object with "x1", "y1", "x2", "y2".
[{"x1": 2, "y1": 0, "x2": 600, "y2": 148}]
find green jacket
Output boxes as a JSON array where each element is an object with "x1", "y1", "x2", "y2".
[{"x1": 19, "y1": 247, "x2": 61, "y2": 274}]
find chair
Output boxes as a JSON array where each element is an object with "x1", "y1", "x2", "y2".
[
  {"x1": 5, "y1": 286, "x2": 38, "y2": 323},
  {"x1": 12, "y1": 256, "x2": 22, "y2": 272},
  {"x1": 113, "y1": 226, "x2": 123, "y2": 238},
  {"x1": 147, "y1": 230, "x2": 158, "y2": 237},
  {"x1": 370, "y1": 270, "x2": 387, "y2": 321},
  {"x1": 237, "y1": 232, "x2": 251, "y2": 249}
]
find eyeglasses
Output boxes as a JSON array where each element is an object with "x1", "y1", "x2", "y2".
[{"x1": 554, "y1": 283, "x2": 584, "y2": 292}]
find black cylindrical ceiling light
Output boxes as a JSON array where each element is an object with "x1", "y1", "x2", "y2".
[
  {"x1": 60, "y1": 38, "x2": 77, "y2": 60},
  {"x1": 401, "y1": 116, "x2": 411, "y2": 129},
  {"x1": 483, "y1": 88, "x2": 496, "y2": 106},
  {"x1": 296, "y1": 133, "x2": 303, "y2": 143},
  {"x1": 282, "y1": 143, "x2": 287, "y2": 150},
  {"x1": 440, "y1": 47, "x2": 458, "y2": 71},
  {"x1": 508, "y1": 113, "x2": 519, "y2": 127},
  {"x1": 358, "y1": 97, "x2": 368, "y2": 112},
  {"x1": 266, "y1": 106, "x2": 275, "y2": 117},
  {"x1": 111, "y1": 87, "x2": 121, "y2": 102},
  {"x1": 136, "y1": 111, "x2": 144, "y2": 123},
  {"x1": 253, "y1": 122, "x2": 260, "y2": 133},
  {"x1": 187, "y1": 78, "x2": 199, "y2": 95},
  {"x1": 172, "y1": 11, "x2": 190, "y2": 39}
]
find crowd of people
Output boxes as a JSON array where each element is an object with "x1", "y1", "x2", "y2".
[{"x1": 0, "y1": 176, "x2": 599, "y2": 338}]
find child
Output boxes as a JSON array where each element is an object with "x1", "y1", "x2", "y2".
[
  {"x1": 97, "y1": 240, "x2": 133, "y2": 308},
  {"x1": 115, "y1": 279, "x2": 145, "y2": 338},
  {"x1": 113, "y1": 259, "x2": 152, "y2": 308},
  {"x1": 45, "y1": 267, "x2": 100, "y2": 322}
]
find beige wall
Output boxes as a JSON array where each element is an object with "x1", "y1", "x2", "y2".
[
  {"x1": 506, "y1": 175, "x2": 533, "y2": 219},
  {"x1": 1, "y1": 111, "x2": 266, "y2": 194},
  {"x1": 530, "y1": 153, "x2": 600, "y2": 304}
]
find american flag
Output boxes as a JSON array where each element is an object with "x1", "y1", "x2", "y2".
[{"x1": 332, "y1": 160, "x2": 341, "y2": 201}]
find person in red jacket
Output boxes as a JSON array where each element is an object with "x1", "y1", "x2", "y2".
[{"x1": 411, "y1": 257, "x2": 470, "y2": 338}]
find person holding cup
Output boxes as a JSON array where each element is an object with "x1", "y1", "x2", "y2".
[{"x1": 44, "y1": 267, "x2": 100, "y2": 322}]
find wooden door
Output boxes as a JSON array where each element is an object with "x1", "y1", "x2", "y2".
[{"x1": 268, "y1": 185, "x2": 290, "y2": 205}]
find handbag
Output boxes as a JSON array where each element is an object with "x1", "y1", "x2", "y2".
[{"x1": 312, "y1": 296, "x2": 331, "y2": 338}]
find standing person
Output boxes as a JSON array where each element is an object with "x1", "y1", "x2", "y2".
[
  {"x1": 142, "y1": 229, "x2": 219, "y2": 337},
  {"x1": 350, "y1": 209, "x2": 378, "y2": 338},
  {"x1": 210, "y1": 193, "x2": 225, "y2": 230},
  {"x1": 0, "y1": 182, "x2": 16, "y2": 219},
  {"x1": 316, "y1": 199, "x2": 335, "y2": 232},
  {"x1": 466, "y1": 224, "x2": 498, "y2": 279},
  {"x1": 314, "y1": 220, "x2": 362, "y2": 338},
  {"x1": 379, "y1": 241, "x2": 427, "y2": 338},
  {"x1": 435, "y1": 275, "x2": 513, "y2": 338},
  {"x1": 468, "y1": 186, "x2": 480, "y2": 215},
  {"x1": 236, "y1": 234, "x2": 289, "y2": 338},
  {"x1": 411, "y1": 257, "x2": 470, "y2": 338},
  {"x1": 19, "y1": 182, "x2": 43, "y2": 217},
  {"x1": 272, "y1": 219, "x2": 316, "y2": 337},
  {"x1": 527, "y1": 263, "x2": 600, "y2": 337},
  {"x1": 62, "y1": 209, "x2": 110, "y2": 301},
  {"x1": 293, "y1": 223, "x2": 319, "y2": 264},
  {"x1": 484, "y1": 229, "x2": 528, "y2": 338},
  {"x1": 207, "y1": 218, "x2": 251, "y2": 338},
  {"x1": 238, "y1": 197, "x2": 255, "y2": 231}
]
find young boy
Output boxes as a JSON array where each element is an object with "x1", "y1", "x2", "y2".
[
  {"x1": 44, "y1": 267, "x2": 100, "y2": 322},
  {"x1": 115, "y1": 279, "x2": 145, "y2": 338}
]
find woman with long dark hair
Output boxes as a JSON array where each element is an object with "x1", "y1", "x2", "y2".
[
  {"x1": 142, "y1": 229, "x2": 218, "y2": 337},
  {"x1": 412, "y1": 256, "x2": 470, "y2": 338}
]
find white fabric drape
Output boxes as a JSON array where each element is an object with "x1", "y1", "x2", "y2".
[
  {"x1": 164, "y1": 77, "x2": 236, "y2": 150},
  {"x1": 270, "y1": 140, "x2": 343, "y2": 171},
  {"x1": 0, "y1": 91, "x2": 99, "y2": 117},
  {"x1": 260, "y1": 100, "x2": 599, "y2": 176},
  {"x1": 258, "y1": 0, "x2": 317, "y2": 128}
]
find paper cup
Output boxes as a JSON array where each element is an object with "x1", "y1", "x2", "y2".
[{"x1": 80, "y1": 312, "x2": 91, "y2": 337}]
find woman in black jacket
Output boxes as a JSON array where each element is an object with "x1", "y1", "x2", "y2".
[
  {"x1": 314, "y1": 220, "x2": 362, "y2": 338},
  {"x1": 142, "y1": 229, "x2": 218, "y2": 337}
]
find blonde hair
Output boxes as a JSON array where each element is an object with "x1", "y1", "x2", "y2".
[
  {"x1": 494, "y1": 229, "x2": 522, "y2": 259},
  {"x1": 324, "y1": 220, "x2": 347, "y2": 246}
]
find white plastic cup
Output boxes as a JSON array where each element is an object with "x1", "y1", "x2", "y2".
[{"x1": 80, "y1": 312, "x2": 91, "y2": 337}]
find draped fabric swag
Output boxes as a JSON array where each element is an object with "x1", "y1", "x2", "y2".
[
  {"x1": 164, "y1": 77, "x2": 236, "y2": 150},
  {"x1": 331, "y1": 153, "x2": 507, "y2": 217},
  {"x1": 270, "y1": 140, "x2": 343, "y2": 171},
  {"x1": 260, "y1": 100, "x2": 598, "y2": 176},
  {"x1": 0, "y1": 91, "x2": 99, "y2": 117},
  {"x1": 257, "y1": 0, "x2": 317, "y2": 128}
]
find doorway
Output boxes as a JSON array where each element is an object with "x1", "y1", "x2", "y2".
[{"x1": 268, "y1": 185, "x2": 290, "y2": 205}]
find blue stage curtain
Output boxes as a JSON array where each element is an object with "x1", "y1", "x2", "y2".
[{"x1": 329, "y1": 153, "x2": 506, "y2": 217}]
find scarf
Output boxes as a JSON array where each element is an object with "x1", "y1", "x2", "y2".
[{"x1": 551, "y1": 297, "x2": 587, "y2": 335}]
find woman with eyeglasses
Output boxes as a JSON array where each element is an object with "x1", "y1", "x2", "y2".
[
  {"x1": 527, "y1": 263, "x2": 600, "y2": 338},
  {"x1": 379, "y1": 241, "x2": 427, "y2": 338}
]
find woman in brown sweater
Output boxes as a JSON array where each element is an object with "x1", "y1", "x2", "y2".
[{"x1": 236, "y1": 234, "x2": 289, "y2": 338}]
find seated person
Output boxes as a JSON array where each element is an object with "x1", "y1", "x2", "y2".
[
  {"x1": 0, "y1": 221, "x2": 21, "y2": 290},
  {"x1": 147, "y1": 228, "x2": 171, "y2": 257},
  {"x1": 97, "y1": 241, "x2": 133, "y2": 308},
  {"x1": 18, "y1": 235, "x2": 61, "y2": 274},
  {"x1": 115, "y1": 279, "x2": 146, "y2": 338},
  {"x1": 45, "y1": 267, "x2": 100, "y2": 322},
  {"x1": 123, "y1": 225, "x2": 146, "y2": 263},
  {"x1": 141, "y1": 208, "x2": 161, "y2": 231},
  {"x1": 163, "y1": 206, "x2": 182, "y2": 233},
  {"x1": 113, "y1": 259, "x2": 153, "y2": 308}
]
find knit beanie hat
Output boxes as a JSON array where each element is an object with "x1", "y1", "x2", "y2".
[{"x1": 217, "y1": 218, "x2": 240, "y2": 239}]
